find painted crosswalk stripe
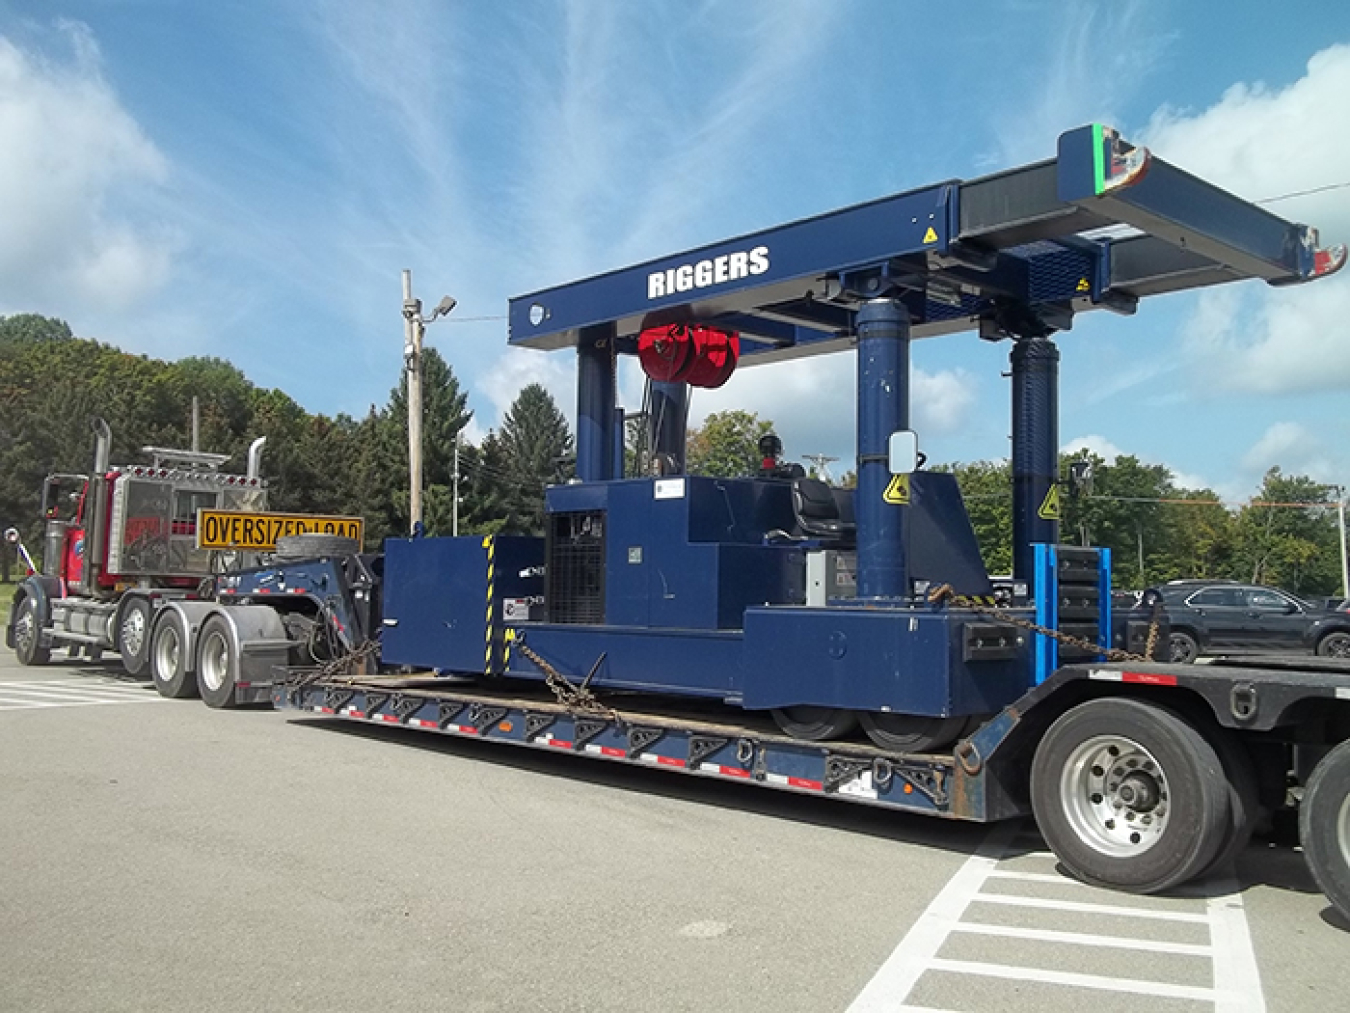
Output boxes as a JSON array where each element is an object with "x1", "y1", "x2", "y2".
[
  {"x1": 0, "y1": 681, "x2": 166, "y2": 712},
  {"x1": 849, "y1": 820, "x2": 1265, "y2": 1013}
]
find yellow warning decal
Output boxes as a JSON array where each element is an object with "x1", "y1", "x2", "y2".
[
  {"x1": 196, "y1": 510, "x2": 364, "y2": 551},
  {"x1": 1075, "y1": 277, "x2": 1091, "y2": 292},
  {"x1": 883, "y1": 474, "x2": 911, "y2": 505},
  {"x1": 1038, "y1": 484, "x2": 1062, "y2": 521},
  {"x1": 922, "y1": 226, "x2": 938, "y2": 244}
]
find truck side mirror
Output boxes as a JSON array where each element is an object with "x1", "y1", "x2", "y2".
[{"x1": 888, "y1": 430, "x2": 919, "y2": 474}]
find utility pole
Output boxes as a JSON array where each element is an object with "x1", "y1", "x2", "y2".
[
  {"x1": 402, "y1": 270, "x2": 456, "y2": 535},
  {"x1": 1338, "y1": 486, "x2": 1349, "y2": 599}
]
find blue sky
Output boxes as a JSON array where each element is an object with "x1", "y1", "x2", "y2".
[{"x1": 1, "y1": 1, "x2": 1347, "y2": 500}]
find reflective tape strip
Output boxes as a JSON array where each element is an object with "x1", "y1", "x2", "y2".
[
  {"x1": 584, "y1": 744, "x2": 626, "y2": 758},
  {"x1": 1336, "y1": 687, "x2": 1350, "y2": 700},
  {"x1": 1089, "y1": 669, "x2": 1179, "y2": 686},
  {"x1": 409, "y1": 718, "x2": 439, "y2": 729},
  {"x1": 699, "y1": 762, "x2": 751, "y2": 779},
  {"x1": 641, "y1": 753, "x2": 687, "y2": 768},
  {"x1": 766, "y1": 772, "x2": 824, "y2": 791}
]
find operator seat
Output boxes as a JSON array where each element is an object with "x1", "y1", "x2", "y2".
[{"x1": 791, "y1": 478, "x2": 856, "y2": 545}]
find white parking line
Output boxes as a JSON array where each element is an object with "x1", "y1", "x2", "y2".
[
  {"x1": 848, "y1": 821, "x2": 1265, "y2": 1012},
  {"x1": 0, "y1": 681, "x2": 165, "y2": 712}
]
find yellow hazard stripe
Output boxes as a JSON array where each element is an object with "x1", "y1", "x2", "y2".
[{"x1": 484, "y1": 535, "x2": 496, "y2": 675}]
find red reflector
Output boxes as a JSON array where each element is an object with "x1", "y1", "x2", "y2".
[
  {"x1": 547, "y1": 738, "x2": 573, "y2": 749},
  {"x1": 1122, "y1": 671, "x2": 1178, "y2": 686},
  {"x1": 380, "y1": 714, "x2": 399, "y2": 723},
  {"x1": 787, "y1": 777, "x2": 824, "y2": 791},
  {"x1": 655, "y1": 756, "x2": 686, "y2": 767},
  {"x1": 598, "y1": 746, "x2": 624, "y2": 758},
  {"x1": 721, "y1": 766, "x2": 751, "y2": 779}
]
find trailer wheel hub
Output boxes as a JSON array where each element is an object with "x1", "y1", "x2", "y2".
[{"x1": 1061, "y1": 734, "x2": 1169, "y2": 857}]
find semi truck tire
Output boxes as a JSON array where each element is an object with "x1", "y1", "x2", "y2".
[
  {"x1": 274, "y1": 534, "x2": 360, "y2": 561},
  {"x1": 1030, "y1": 697, "x2": 1229, "y2": 893},
  {"x1": 860, "y1": 711, "x2": 966, "y2": 752},
  {"x1": 196, "y1": 614, "x2": 241, "y2": 709},
  {"x1": 1299, "y1": 739, "x2": 1350, "y2": 923},
  {"x1": 117, "y1": 596, "x2": 153, "y2": 677},
  {"x1": 770, "y1": 706, "x2": 857, "y2": 741},
  {"x1": 12, "y1": 595, "x2": 50, "y2": 666},
  {"x1": 150, "y1": 611, "x2": 198, "y2": 699},
  {"x1": 1196, "y1": 727, "x2": 1261, "y2": 878}
]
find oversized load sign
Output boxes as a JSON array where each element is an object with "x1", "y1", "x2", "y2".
[{"x1": 196, "y1": 510, "x2": 364, "y2": 552}]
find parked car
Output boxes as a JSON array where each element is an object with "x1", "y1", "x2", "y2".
[{"x1": 1154, "y1": 581, "x2": 1350, "y2": 662}]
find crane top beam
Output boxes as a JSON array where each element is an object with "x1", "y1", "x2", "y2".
[{"x1": 507, "y1": 124, "x2": 1344, "y2": 363}]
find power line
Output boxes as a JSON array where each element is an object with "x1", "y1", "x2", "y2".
[{"x1": 1256, "y1": 180, "x2": 1350, "y2": 205}]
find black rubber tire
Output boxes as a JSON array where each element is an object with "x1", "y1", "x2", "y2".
[
  {"x1": 1316, "y1": 631, "x2": 1350, "y2": 659},
  {"x1": 273, "y1": 533, "x2": 360, "y2": 561},
  {"x1": 1168, "y1": 630, "x2": 1199, "y2": 664},
  {"x1": 1030, "y1": 697, "x2": 1229, "y2": 894},
  {"x1": 116, "y1": 596, "x2": 153, "y2": 677},
  {"x1": 150, "y1": 612, "x2": 198, "y2": 699},
  {"x1": 195, "y1": 614, "x2": 239, "y2": 709},
  {"x1": 771, "y1": 705, "x2": 858, "y2": 741},
  {"x1": 860, "y1": 711, "x2": 967, "y2": 753},
  {"x1": 12, "y1": 595, "x2": 50, "y2": 666},
  {"x1": 1300, "y1": 739, "x2": 1350, "y2": 924},
  {"x1": 1195, "y1": 727, "x2": 1261, "y2": 878}
]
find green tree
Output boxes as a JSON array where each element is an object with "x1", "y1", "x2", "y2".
[
  {"x1": 1233, "y1": 469, "x2": 1338, "y2": 595},
  {"x1": 686, "y1": 410, "x2": 773, "y2": 478},
  {"x1": 496, "y1": 384, "x2": 574, "y2": 535},
  {"x1": 944, "y1": 460, "x2": 1013, "y2": 575}
]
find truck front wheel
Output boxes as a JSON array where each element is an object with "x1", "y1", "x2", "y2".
[
  {"x1": 117, "y1": 596, "x2": 152, "y2": 677},
  {"x1": 196, "y1": 615, "x2": 239, "y2": 709},
  {"x1": 1299, "y1": 739, "x2": 1350, "y2": 922},
  {"x1": 151, "y1": 612, "x2": 198, "y2": 699},
  {"x1": 1031, "y1": 698, "x2": 1229, "y2": 894},
  {"x1": 12, "y1": 595, "x2": 50, "y2": 666}
]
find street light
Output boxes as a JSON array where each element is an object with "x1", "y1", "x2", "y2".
[
  {"x1": 402, "y1": 269, "x2": 455, "y2": 535},
  {"x1": 1337, "y1": 485, "x2": 1349, "y2": 599}
]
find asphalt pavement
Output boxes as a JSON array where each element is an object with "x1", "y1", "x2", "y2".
[{"x1": 0, "y1": 650, "x2": 1345, "y2": 1013}]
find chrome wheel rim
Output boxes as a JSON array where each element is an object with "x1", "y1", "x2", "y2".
[
  {"x1": 1337, "y1": 794, "x2": 1350, "y2": 874},
  {"x1": 121, "y1": 607, "x2": 146, "y2": 658},
  {"x1": 154, "y1": 625, "x2": 181, "y2": 683},
  {"x1": 1060, "y1": 734, "x2": 1170, "y2": 857},
  {"x1": 199, "y1": 631, "x2": 229, "y2": 692},
  {"x1": 13, "y1": 605, "x2": 34, "y2": 653}
]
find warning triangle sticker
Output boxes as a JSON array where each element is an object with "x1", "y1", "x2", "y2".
[
  {"x1": 1075, "y1": 277, "x2": 1090, "y2": 292},
  {"x1": 922, "y1": 226, "x2": 938, "y2": 244},
  {"x1": 883, "y1": 474, "x2": 911, "y2": 505},
  {"x1": 1038, "y1": 484, "x2": 1061, "y2": 520}
]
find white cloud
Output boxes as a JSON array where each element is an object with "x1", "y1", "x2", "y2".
[
  {"x1": 1241, "y1": 421, "x2": 1336, "y2": 482},
  {"x1": 1062, "y1": 434, "x2": 1127, "y2": 462},
  {"x1": 477, "y1": 346, "x2": 576, "y2": 427},
  {"x1": 0, "y1": 23, "x2": 175, "y2": 313},
  {"x1": 1141, "y1": 44, "x2": 1350, "y2": 395}
]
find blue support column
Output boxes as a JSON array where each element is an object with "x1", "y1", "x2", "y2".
[
  {"x1": 576, "y1": 323, "x2": 617, "y2": 482},
  {"x1": 855, "y1": 299, "x2": 910, "y2": 599},
  {"x1": 649, "y1": 381, "x2": 688, "y2": 473},
  {"x1": 1011, "y1": 336, "x2": 1060, "y2": 588}
]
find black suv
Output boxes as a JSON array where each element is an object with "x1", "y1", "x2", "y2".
[{"x1": 1156, "y1": 581, "x2": 1350, "y2": 662}]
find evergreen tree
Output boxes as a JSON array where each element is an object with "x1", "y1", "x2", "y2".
[{"x1": 496, "y1": 384, "x2": 574, "y2": 535}]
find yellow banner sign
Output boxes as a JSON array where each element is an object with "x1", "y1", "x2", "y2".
[{"x1": 196, "y1": 510, "x2": 364, "y2": 551}]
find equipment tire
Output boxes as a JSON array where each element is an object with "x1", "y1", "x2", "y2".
[
  {"x1": 1316, "y1": 631, "x2": 1350, "y2": 659},
  {"x1": 150, "y1": 612, "x2": 198, "y2": 699},
  {"x1": 1168, "y1": 630, "x2": 1199, "y2": 664},
  {"x1": 274, "y1": 534, "x2": 360, "y2": 561},
  {"x1": 1300, "y1": 739, "x2": 1350, "y2": 923},
  {"x1": 117, "y1": 596, "x2": 153, "y2": 677},
  {"x1": 771, "y1": 705, "x2": 857, "y2": 741},
  {"x1": 195, "y1": 614, "x2": 239, "y2": 709},
  {"x1": 1031, "y1": 697, "x2": 1229, "y2": 893},
  {"x1": 860, "y1": 711, "x2": 967, "y2": 752},
  {"x1": 1195, "y1": 727, "x2": 1261, "y2": 878},
  {"x1": 12, "y1": 595, "x2": 50, "y2": 666}
]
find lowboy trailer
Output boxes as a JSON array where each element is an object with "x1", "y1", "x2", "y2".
[{"x1": 73, "y1": 125, "x2": 1350, "y2": 915}]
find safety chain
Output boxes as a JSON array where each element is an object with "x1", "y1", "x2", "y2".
[
  {"x1": 515, "y1": 641, "x2": 623, "y2": 724},
  {"x1": 926, "y1": 584, "x2": 1157, "y2": 664},
  {"x1": 298, "y1": 634, "x2": 383, "y2": 687}
]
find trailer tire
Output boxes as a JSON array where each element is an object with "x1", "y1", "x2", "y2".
[
  {"x1": 1196, "y1": 727, "x2": 1261, "y2": 878},
  {"x1": 274, "y1": 534, "x2": 360, "y2": 561},
  {"x1": 117, "y1": 596, "x2": 153, "y2": 677},
  {"x1": 196, "y1": 614, "x2": 240, "y2": 709},
  {"x1": 770, "y1": 706, "x2": 857, "y2": 741},
  {"x1": 150, "y1": 612, "x2": 198, "y2": 699},
  {"x1": 1316, "y1": 631, "x2": 1350, "y2": 659},
  {"x1": 1168, "y1": 630, "x2": 1199, "y2": 664},
  {"x1": 12, "y1": 595, "x2": 50, "y2": 666},
  {"x1": 860, "y1": 712, "x2": 967, "y2": 753},
  {"x1": 1031, "y1": 698, "x2": 1228, "y2": 893},
  {"x1": 1300, "y1": 739, "x2": 1350, "y2": 924}
]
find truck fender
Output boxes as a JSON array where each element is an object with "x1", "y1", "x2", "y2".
[
  {"x1": 150, "y1": 599, "x2": 219, "y2": 676},
  {"x1": 4, "y1": 575, "x2": 61, "y2": 649},
  {"x1": 198, "y1": 604, "x2": 293, "y2": 690}
]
